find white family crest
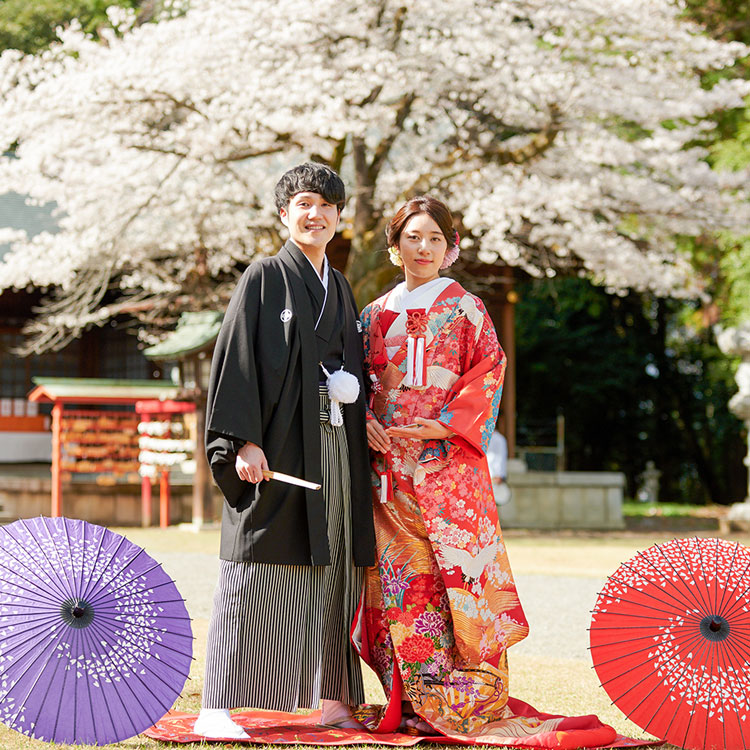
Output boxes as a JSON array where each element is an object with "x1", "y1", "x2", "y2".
[
  {"x1": 356, "y1": 320, "x2": 362, "y2": 333},
  {"x1": 280, "y1": 308, "x2": 293, "y2": 323}
]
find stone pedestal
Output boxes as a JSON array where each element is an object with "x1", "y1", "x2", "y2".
[
  {"x1": 497, "y1": 470, "x2": 625, "y2": 530},
  {"x1": 726, "y1": 501, "x2": 750, "y2": 532}
]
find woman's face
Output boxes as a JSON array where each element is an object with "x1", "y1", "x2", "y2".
[{"x1": 398, "y1": 212, "x2": 448, "y2": 290}]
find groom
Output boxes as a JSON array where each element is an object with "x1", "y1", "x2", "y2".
[{"x1": 195, "y1": 163, "x2": 375, "y2": 738}]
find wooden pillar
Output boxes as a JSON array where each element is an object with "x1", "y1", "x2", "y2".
[
  {"x1": 192, "y1": 395, "x2": 214, "y2": 526},
  {"x1": 51, "y1": 403, "x2": 63, "y2": 517},
  {"x1": 556, "y1": 413, "x2": 566, "y2": 471},
  {"x1": 499, "y1": 266, "x2": 517, "y2": 458},
  {"x1": 159, "y1": 469, "x2": 170, "y2": 528},
  {"x1": 141, "y1": 475, "x2": 153, "y2": 527},
  {"x1": 140, "y1": 414, "x2": 152, "y2": 527}
]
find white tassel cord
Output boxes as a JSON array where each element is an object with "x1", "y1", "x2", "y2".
[
  {"x1": 379, "y1": 470, "x2": 392, "y2": 503},
  {"x1": 415, "y1": 336, "x2": 425, "y2": 386},
  {"x1": 405, "y1": 335, "x2": 426, "y2": 387},
  {"x1": 329, "y1": 400, "x2": 344, "y2": 427}
]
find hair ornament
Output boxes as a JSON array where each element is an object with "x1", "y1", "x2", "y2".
[
  {"x1": 440, "y1": 229, "x2": 460, "y2": 270},
  {"x1": 387, "y1": 246, "x2": 404, "y2": 267}
]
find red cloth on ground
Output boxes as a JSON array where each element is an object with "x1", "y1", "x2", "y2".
[{"x1": 144, "y1": 708, "x2": 663, "y2": 748}]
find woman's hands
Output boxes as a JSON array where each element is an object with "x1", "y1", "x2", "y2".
[
  {"x1": 235, "y1": 441, "x2": 269, "y2": 483},
  {"x1": 387, "y1": 417, "x2": 453, "y2": 440},
  {"x1": 368, "y1": 417, "x2": 454, "y2": 452},
  {"x1": 367, "y1": 420, "x2": 391, "y2": 453}
]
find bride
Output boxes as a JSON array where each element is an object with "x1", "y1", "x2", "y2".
[{"x1": 354, "y1": 196, "x2": 614, "y2": 749}]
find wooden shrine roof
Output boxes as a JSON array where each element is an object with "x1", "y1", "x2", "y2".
[{"x1": 28, "y1": 377, "x2": 179, "y2": 405}]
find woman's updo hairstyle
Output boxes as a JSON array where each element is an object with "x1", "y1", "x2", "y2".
[{"x1": 385, "y1": 195, "x2": 460, "y2": 269}]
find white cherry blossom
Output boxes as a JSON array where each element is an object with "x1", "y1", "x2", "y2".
[{"x1": 0, "y1": 0, "x2": 749, "y2": 349}]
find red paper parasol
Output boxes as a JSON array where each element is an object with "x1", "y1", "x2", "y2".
[{"x1": 590, "y1": 536, "x2": 750, "y2": 750}]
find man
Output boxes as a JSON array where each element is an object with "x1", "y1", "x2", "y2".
[{"x1": 194, "y1": 163, "x2": 376, "y2": 738}]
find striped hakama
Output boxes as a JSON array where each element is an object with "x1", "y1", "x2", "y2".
[{"x1": 202, "y1": 388, "x2": 365, "y2": 711}]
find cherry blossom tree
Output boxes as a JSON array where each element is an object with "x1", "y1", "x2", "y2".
[{"x1": 1, "y1": 0, "x2": 749, "y2": 351}]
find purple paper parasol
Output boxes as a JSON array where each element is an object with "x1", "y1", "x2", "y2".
[{"x1": 0, "y1": 516, "x2": 193, "y2": 745}]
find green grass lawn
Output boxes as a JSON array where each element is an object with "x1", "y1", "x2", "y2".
[
  {"x1": 4, "y1": 525, "x2": 745, "y2": 749},
  {"x1": 622, "y1": 501, "x2": 724, "y2": 518}
]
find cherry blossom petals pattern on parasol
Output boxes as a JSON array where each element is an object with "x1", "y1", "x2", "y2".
[
  {"x1": 0, "y1": 516, "x2": 193, "y2": 745},
  {"x1": 590, "y1": 536, "x2": 750, "y2": 750}
]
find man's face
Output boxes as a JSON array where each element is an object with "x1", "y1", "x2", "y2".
[{"x1": 279, "y1": 192, "x2": 340, "y2": 253}]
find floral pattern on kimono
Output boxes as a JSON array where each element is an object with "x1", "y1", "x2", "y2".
[
  {"x1": 354, "y1": 280, "x2": 530, "y2": 736},
  {"x1": 353, "y1": 281, "x2": 617, "y2": 747}
]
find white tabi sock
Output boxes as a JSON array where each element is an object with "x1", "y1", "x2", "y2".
[{"x1": 194, "y1": 708, "x2": 248, "y2": 739}]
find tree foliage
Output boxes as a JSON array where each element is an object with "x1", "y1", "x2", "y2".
[
  {"x1": 0, "y1": 0, "x2": 749, "y2": 351},
  {"x1": 682, "y1": 0, "x2": 750, "y2": 325},
  {"x1": 684, "y1": 0, "x2": 750, "y2": 46},
  {"x1": 0, "y1": 0, "x2": 145, "y2": 54},
  {"x1": 507, "y1": 1, "x2": 750, "y2": 504},
  {"x1": 713, "y1": 234, "x2": 750, "y2": 326},
  {"x1": 515, "y1": 277, "x2": 746, "y2": 504}
]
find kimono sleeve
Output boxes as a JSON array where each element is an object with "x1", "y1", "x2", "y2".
[
  {"x1": 360, "y1": 302, "x2": 383, "y2": 422},
  {"x1": 205, "y1": 264, "x2": 265, "y2": 503},
  {"x1": 436, "y1": 297, "x2": 505, "y2": 458}
]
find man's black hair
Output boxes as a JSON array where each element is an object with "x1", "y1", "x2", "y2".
[{"x1": 274, "y1": 162, "x2": 346, "y2": 213}]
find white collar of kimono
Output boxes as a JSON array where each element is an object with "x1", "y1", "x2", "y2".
[
  {"x1": 385, "y1": 277, "x2": 453, "y2": 314},
  {"x1": 383, "y1": 278, "x2": 453, "y2": 358},
  {"x1": 300, "y1": 252, "x2": 329, "y2": 329}
]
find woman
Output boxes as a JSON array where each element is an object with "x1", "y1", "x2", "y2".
[{"x1": 354, "y1": 196, "x2": 616, "y2": 748}]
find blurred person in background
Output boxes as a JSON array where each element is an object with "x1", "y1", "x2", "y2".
[{"x1": 488, "y1": 427, "x2": 512, "y2": 506}]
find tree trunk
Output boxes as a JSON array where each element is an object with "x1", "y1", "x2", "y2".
[
  {"x1": 345, "y1": 137, "x2": 399, "y2": 306},
  {"x1": 192, "y1": 394, "x2": 216, "y2": 526},
  {"x1": 346, "y1": 230, "x2": 400, "y2": 308}
]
